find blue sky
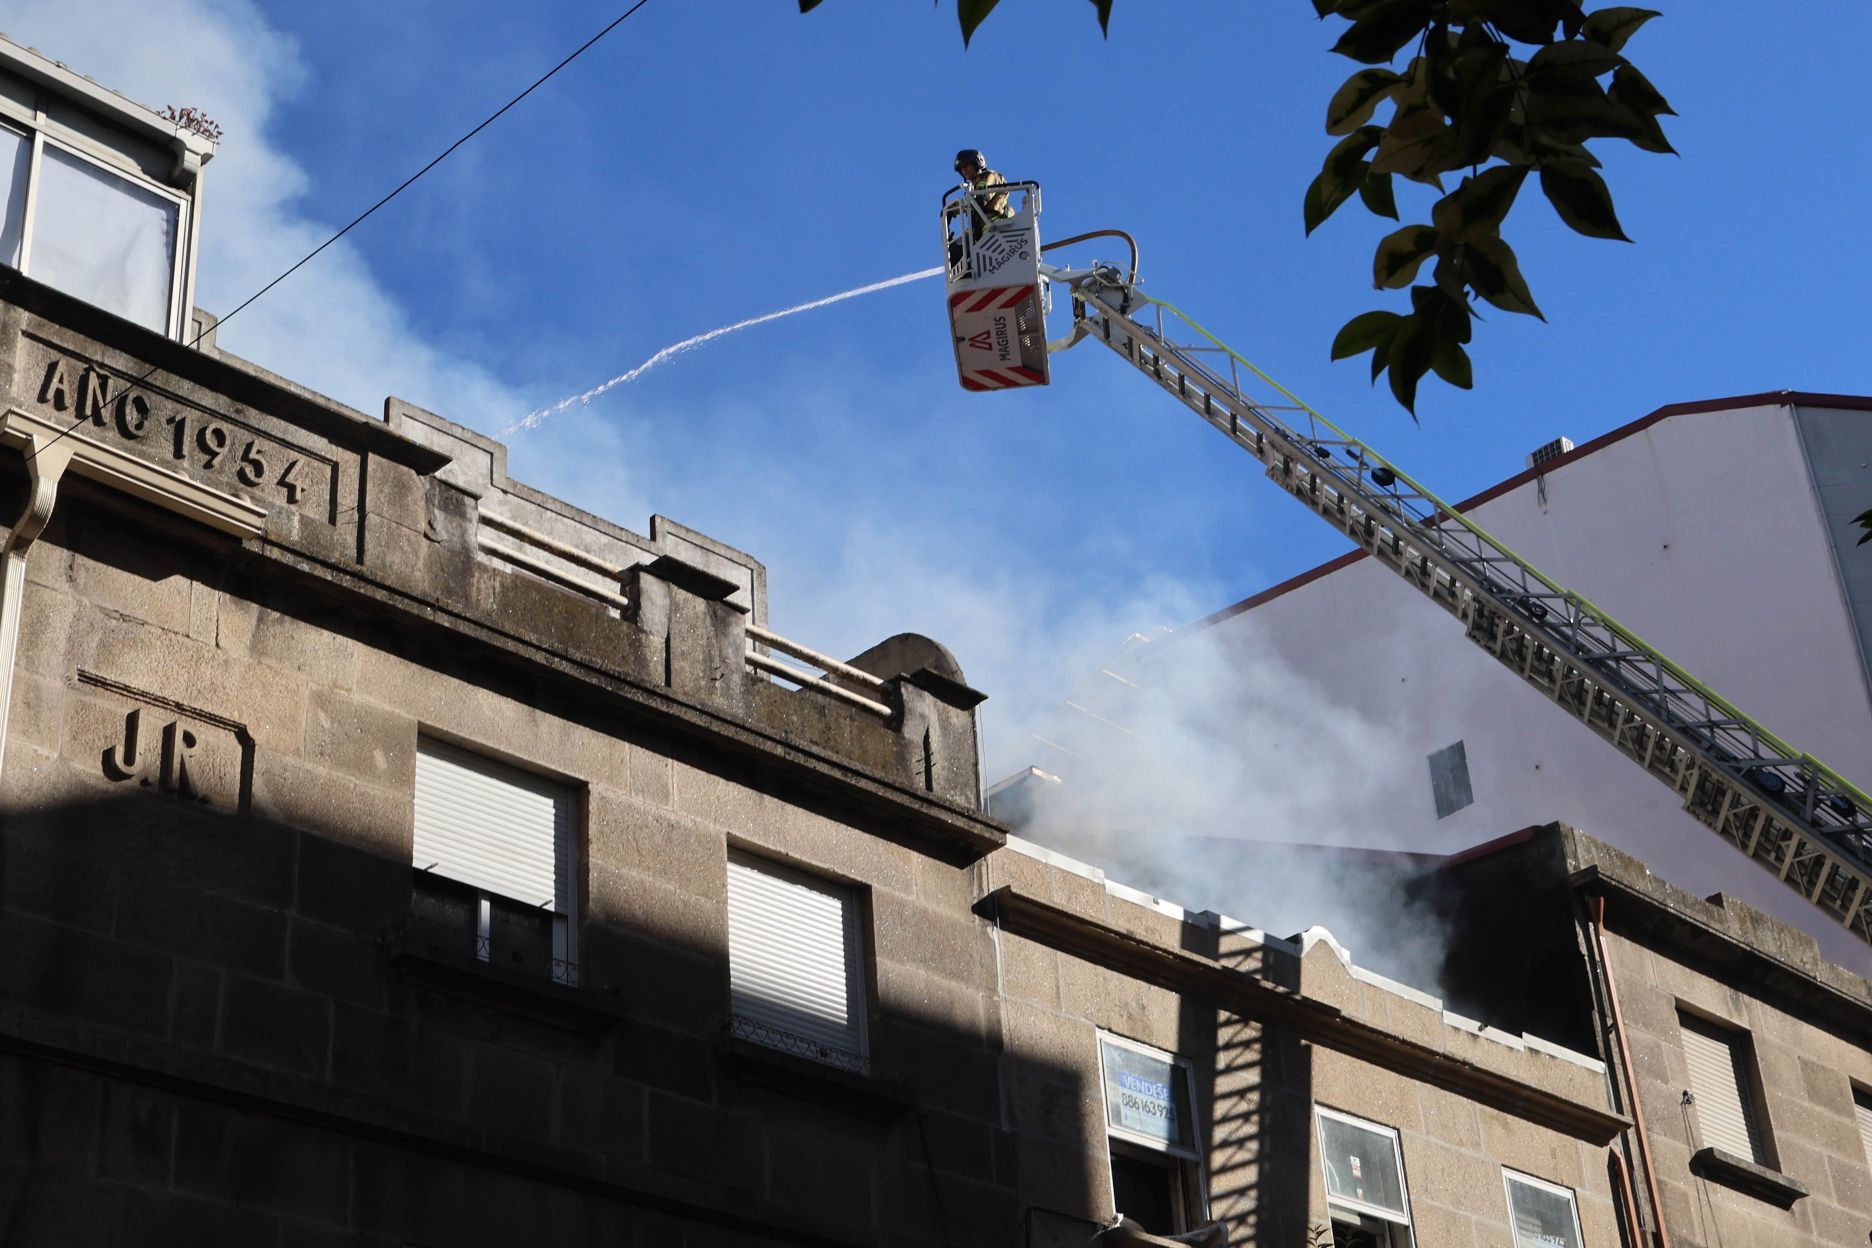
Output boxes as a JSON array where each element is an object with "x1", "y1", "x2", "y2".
[{"x1": 12, "y1": 0, "x2": 1871, "y2": 783}]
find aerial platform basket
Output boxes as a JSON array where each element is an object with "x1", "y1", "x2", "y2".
[{"x1": 942, "y1": 180, "x2": 1049, "y2": 391}]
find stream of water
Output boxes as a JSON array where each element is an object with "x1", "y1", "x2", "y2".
[{"x1": 506, "y1": 266, "x2": 944, "y2": 434}]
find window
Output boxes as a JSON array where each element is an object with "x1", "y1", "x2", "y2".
[
  {"x1": 725, "y1": 851, "x2": 868, "y2": 1072},
  {"x1": 1502, "y1": 1170, "x2": 1585, "y2": 1248},
  {"x1": 1100, "y1": 1033, "x2": 1205, "y2": 1236},
  {"x1": 1853, "y1": 1087, "x2": 1872, "y2": 1170},
  {"x1": 410, "y1": 738, "x2": 577, "y2": 984},
  {"x1": 0, "y1": 126, "x2": 26, "y2": 268},
  {"x1": 1678, "y1": 1011, "x2": 1768, "y2": 1164},
  {"x1": 1315, "y1": 1107, "x2": 1414, "y2": 1248},
  {"x1": 0, "y1": 119, "x2": 187, "y2": 335},
  {"x1": 1427, "y1": 740, "x2": 1474, "y2": 818}
]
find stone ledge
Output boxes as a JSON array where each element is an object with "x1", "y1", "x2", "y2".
[
  {"x1": 249, "y1": 542, "x2": 1008, "y2": 862},
  {"x1": 714, "y1": 1034, "x2": 915, "y2": 1122},
  {"x1": 980, "y1": 885, "x2": 1629, "y2": 1144},
  {"x1": 1689, "y1": 1146, "x2": 1808, "y2": 1208},
  {"x1": 387, "y1": 937, "x2": 630, "y2": 1033}
]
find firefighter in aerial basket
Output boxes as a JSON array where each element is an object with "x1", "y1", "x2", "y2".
[{"x1": 949, "y1": 148, "x2": 1012, "y2": 275}]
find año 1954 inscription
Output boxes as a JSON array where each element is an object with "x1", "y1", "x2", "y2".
[{"x1": 30, "y1": 349, "x2": 335, "y2": 520}]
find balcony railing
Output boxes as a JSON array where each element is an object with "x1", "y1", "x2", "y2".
[
  {"x1": 725, "y1": 1015, "x2": 871, "y2": 1076},
  {"x1": 746, "y1": 624, "x2": 893, "y2": 720},
  {"x1": 402, "y1": 874, "x2": 580, "y2": 987}
]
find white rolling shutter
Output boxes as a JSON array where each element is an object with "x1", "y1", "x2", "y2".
[
  {"x1": 726, "y1": 852, "x2": 864, "y2": 1061},
  {"x1": 413, "y1": 738, "x2": 569, "y2": 910},
  {"x1": 1854, "y1": 1091, "x2": 1872, "y2": 1168},
  {"x1": 1679, "y1": 1014, "x2": 1763, "y2": 1162}
]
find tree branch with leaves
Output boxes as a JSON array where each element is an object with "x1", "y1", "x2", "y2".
[{"x1": 1310, "y1": 0, "x2": 1673, "y2": 414}]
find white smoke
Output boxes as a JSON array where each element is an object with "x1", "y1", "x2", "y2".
[{"x1": 1002, "y1": 617, "x2": 1457, "y2": 997}]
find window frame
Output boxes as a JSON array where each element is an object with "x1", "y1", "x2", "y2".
[
  {"x1": 0, "y1": 113, "x2": 192, "y2": 338},
  {"x1": 1850, "y1": 1084, "x2": 1872, "y2": 1171},
  {"x1": 724, "y1": 848, "x2": 871, "y2": 1069},
  {"x1": 1500, "y1": 1168, "x2": 1586, "y2": 1248},
  {"x1": 1097, "y1": 1031, "x2": 1209, "y2": 1233},
  {"x1": 1676, "y1": 1007, "x2": 1773, "y2": 1167},
  {"x1": 1314, "y1": 1104, "x2": 1416, "y2": 1241},
  {"x1": 411, "y1": 735, "x2": 580, "y2": 984}
]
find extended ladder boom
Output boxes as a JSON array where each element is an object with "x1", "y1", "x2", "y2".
[{"x1": 1065, "y1": 270, "x2": 1872, "y2": 947}]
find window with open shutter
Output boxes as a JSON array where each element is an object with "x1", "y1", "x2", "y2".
[
  {"x1": 725, "y1": 851, "x2": 866, "y2": 1071},
  {"x1": 1679, "y1": 1012, "x2": 1766, "y2": 1163},
  {"x1": 411, "y1": 738, "x2": 576, "y2": 981}
]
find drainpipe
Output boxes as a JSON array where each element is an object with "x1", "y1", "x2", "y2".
[
  {"x1": 1590, "y1": 894, "x2": 1671, "y2": 1248},
  {"x1": 0, "y1": 430, "x2": 75, "y2": 782},
  {"x1": 1608, "y1": 1143, "x2": 1645, "y2": 1248}
]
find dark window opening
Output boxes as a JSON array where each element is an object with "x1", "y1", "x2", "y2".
[
  {"x1": 408, "y1": 871, "x2": 566, "y2": 984},
  {"x1": 1428, "y1": 740, "x2": 1474, "y2": 819},
  {"x1": 1110, "y1": 1145, "x2": 1180, "y2": 1235}
]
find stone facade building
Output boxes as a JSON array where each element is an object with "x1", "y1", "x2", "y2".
[{"x1": 3, "y1": 33, "x2": 1872, "y2": 1248}]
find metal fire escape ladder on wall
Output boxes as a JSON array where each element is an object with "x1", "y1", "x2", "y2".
[{"x1": 1063, "y1": 269, "x2": 1872, "y2": 949}]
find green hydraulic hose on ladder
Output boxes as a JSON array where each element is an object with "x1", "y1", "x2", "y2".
[{"x1": 1064, "y1": 269, "x2": 1872, "y2": 947}]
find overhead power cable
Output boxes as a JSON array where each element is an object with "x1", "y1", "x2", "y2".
[{"x1": 19, "y1": 0, "x2": 654, "y2": 467}]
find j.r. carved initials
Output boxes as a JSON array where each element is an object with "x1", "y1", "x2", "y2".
[
  {"x1": 78, "y1": 670, "x2": 254, "y2": 813},
  {"x1": 102, "y1": 707, "x2": 209, "y2": 803}
]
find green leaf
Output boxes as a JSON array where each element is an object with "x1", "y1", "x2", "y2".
[
  {"x1": 1449, "y1": 85, "x2": 1516, "y2": 165},
  {"x1": 1608, "y1": 64, "x2": 1674, "y2": 116},
  {"x1": 1466, "y1": 235, "x2": 1544, "y2": 318},
  {"x1": 1489, "y1": 0, "x2": 1584, "y2": 44},
  {"x1": 1326, "y1": 68, "x2": 1405, "y2": 135},
  {"x1": 799, "y1": 0, "x2": 825, "y2": 10},
  {"x1": 1330, "y1": 0, "x2": 1431, "y2": 65},
  {"x1": 1527, "y1": 39, "x2": 1623, "y2": 83},
  {"x1": 1384, "y1": 310, "x2": 1434, "y2": 415},
  {"x1": 1306, "y1": 127, "x2": 1384, "y2": 233},
  {"x1": 1370, "y1": 107, "x2": 1446, "y2": 177},
  {"x1": 1581, "y1": 6, "x2": 1659, "y2": 53},
  {"x1": 1622, "y1": 110, "x2": 1675, "y2": 154},
  {"x1": 1439, "y1": 164, "x2": 1529, "y2": 242},
  {"x1": 1522, "y1": 81, "x2": 1650, "y2": 144},
  {"x1": 1312, "y1": 0, "x2": 1342, "y2": 16},
  {"x1": 1328, "y1": 125, "x2": 1386, "y2": 178},
  {"x1": 1605, "y1": 68, "x2": 1675, "y2": 152},
  {"x1": 1332, "y1": 310, "x2": 1404, "y2": 360},
  {"x1": 1509, "y1": 129, "x2": 1604, "y2": 167},
  {"x1": 1373, "y1": 224, "x2": 1438, "y2": 288},
  {"x1": 1304, "y1": 170, "x2": 1353, "y2": 236},
  {"x1": 1445, "y1": 42, "x2": 1514, "y2": 164},
  {"x1": 1539, "y1": 159, "x2": 1630, "y2": 240},
  {"x1": 1432, "y1": 252, "x2": 1467, "y2": 300},
  {"x1": 1088, "y1": 0, "x2": 1113, "y2": 34},
  {"x1": 1358, "y1": 169, "x2": 1399, "y2": 218},
  {"x1": 1856, "y1": 507, "x2": 1872, "y2": 546},
  {"x1": 959, "y1": 0, "x2": 999, "y2": 45},
  {"x1": 1428, "y1": 331, "x2": 1474, "y2": 388}
]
